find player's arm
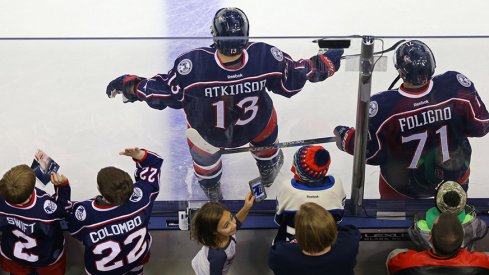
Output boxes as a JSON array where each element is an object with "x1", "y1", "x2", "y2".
[
  {"x1": 50, "y1": 173, "x2": 72, "y2": 213},
  {"x1": 464, "y1": 88, "x2": 489, "y2": 137},
  {"x1": 120, "y1": 148, "x2": 164, "y2": 193},
  {"x1": 106, "y1": 72, "x2": 185, "y2": 110},
  {"x1": 268, "y1": 49, "x2": 343, "y2": 98},
  {"x1": 333, "y1": 125, "x2": 385, "y2": 165}
]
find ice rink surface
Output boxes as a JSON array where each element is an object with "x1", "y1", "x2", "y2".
[{"x1": 1, "y1": 0, "x2": 488, "y2": 201}]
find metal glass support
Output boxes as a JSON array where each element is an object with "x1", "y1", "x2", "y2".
[{"x1": 350, "y1": 36, "x2": 375, "y2": 215}]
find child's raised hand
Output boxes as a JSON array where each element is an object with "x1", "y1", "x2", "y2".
[
  {"x1": 119, "y1": 148, "x2": 145, "y2": 160},
  {"x1": 243, "y1": 191, "x2": 254, "y2": 210},
  {"x1": 50, "y1": 173, "x2": 68, "y2": 186}
]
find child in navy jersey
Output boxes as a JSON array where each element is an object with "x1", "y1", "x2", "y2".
[
  {"x1": 191, "y1": 192, "x2": 254, "y2": 275},
  {"x1": 67, "y1": 148, "x2": 163, "y2": 275},
  {"x1": 0, "y1": 165, "x2": 71, "y2": 275}
]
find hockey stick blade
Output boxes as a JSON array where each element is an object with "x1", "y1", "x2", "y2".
[
  {"x1": 186, "y1": 128, "x2": 337, "y2": 155},
  {"x1": 341, "y1": 39, "x2": 406, "y2": 60}
]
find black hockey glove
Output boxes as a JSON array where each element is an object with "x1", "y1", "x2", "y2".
[
  {"x1": 308, "y1": 49, "x2": 344, "y2": 83},
  {"x1": 334, "y1": 125, "x2": 354, "y2": 153},
  {"x1": 106, "y1": 75, "x2": 146, "y2": 103}
]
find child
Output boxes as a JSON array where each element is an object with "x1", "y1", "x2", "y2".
[
  {"x1": 409, "y1": 181, "x2": 487, "y2": 251},
  {"x1": 0, "y1": 164, "x2": 71, "y2": 275},
  {"x1": 275, "y1": 145, "x2": 346, "y2": 242},
  {"x1": 67, "y1": 148, "x2": 163, "y2": 275},
  {"x1": 191, "y1": 192, "x2": 254, "y2": 275}
]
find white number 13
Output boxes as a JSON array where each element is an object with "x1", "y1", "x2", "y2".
[{"x1": 212, "y1": 96, "x2": 259, "y2": 129}]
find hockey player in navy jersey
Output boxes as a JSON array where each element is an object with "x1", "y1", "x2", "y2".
[
  {"x1": 67, "y1": 148, "x2": 163, "y2": 275},
  {"x1": 106, "y1": 7, "x2": 343, "y2": 201},
  {"x1": 334, "y1": 40, "x2": 489, "y2": 199},
  {"x1": 0, "y1": 165, "x2": 71, "y2": 275}
]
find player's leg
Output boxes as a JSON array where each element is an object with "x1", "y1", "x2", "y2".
[
  {"x1": 250, "y1": 108, "x2": 283, "y2": 187},
  {"x1": 188, "y1": 137, "x2": 223, "y2": 201}
]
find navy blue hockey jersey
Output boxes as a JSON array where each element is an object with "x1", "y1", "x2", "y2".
[
  {"x1": 364, "y1": 71, "x2": 489, "y2": 198},
  {"x1": 67, "y1": 151, "x2": 163, "y2": 275},
  {"x1": 134, "y1": 42, "x2": 313, "y2": 148},
  {"x1": 0, "y1": 184, "x2": 71, "y2": 267}
]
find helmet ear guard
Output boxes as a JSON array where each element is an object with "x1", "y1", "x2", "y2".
[
  {"x1": 394, "y1": 40, "x2": 436, "y2": 86},
  {"x1": 211, "y1": 7, "x2": 249, "y2": 56}
]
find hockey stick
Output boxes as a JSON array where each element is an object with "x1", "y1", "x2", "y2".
[
  {"x1": 340, "y1": 39, "x2": 406, "y2": 60},
  {"x1": 186, "y1": 128, "x2": 337, "y2": 155}
]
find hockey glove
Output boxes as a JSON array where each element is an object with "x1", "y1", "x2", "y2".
[
  {"x1": 334, "y1": 125, "x2": 355, "y2": 153},
  {"x1": 308, "y1": 49, "x2": 344, "y2": 83},
  {"x1": 106, "y1": 74, "x2": 146, "y2": 103}
]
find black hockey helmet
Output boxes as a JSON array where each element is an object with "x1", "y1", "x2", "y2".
[
  {"x1": 394, "y1": 40, "x2": 436, "y2": 86},
  {"x1": 211, "y1": 7, "x2": 249, "y2": 56}
]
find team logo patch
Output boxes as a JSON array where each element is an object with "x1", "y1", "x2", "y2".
[
  {"x1": 43, "y1": 200, "x2": 57, "y2": 214},
  {"x1": 129, "y1": 187, "x2": 143, "y2": 202},
  {"x1": 369, "y1": 101, "x2": 379, "y2": 117},
  {"x1": 177, "y1": 59, "x2": 192, "y2": 75},
  {"x1": 270, "y1": 47, "x2": 284, "y2": 62},
  {"x1": 75, "y1": 205, "x2": 86, "y2": 221},
  {"x1": 456, "y1": 73, "x2": 472, "y2": 87}
]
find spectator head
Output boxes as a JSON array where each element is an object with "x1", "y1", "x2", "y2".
[
  {"x1": 431, "y1": 212, "x2": 463, "y2": 257},
  {"x1": 291, "y1": 146, "x2": 331, "y2": 183},
  {"x1": 0, "y1": 164, "x2": 36, "y2": 204},
  {"x1": 295, "y1": 202, "x2": 337, "y2": 253},
  {"x1": 435, "y1": 181, "x2": 466, "y2": 214},
  {"x1": 97, "y1": 166, "x2": 134, "y2": 205},
  {"x1": 191, "y1": 202, "x2": 235, "y2": 248}
]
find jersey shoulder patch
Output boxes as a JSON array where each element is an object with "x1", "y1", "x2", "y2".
[
  {"x1": 456, "y1": 73, "x2": 472, "y2": 87},
  {"x1": 177, "y1": 59, "x2": 193, "y2": 75},
  {"x1": 270, "y1": 47, "x2": 284, "y2": 62},
  {"x1": 74, "y1": 205, "x2": 87, "y2": 221},
  {"x1": 369, "y1": 100, "x2": 379, "y2": 117}
]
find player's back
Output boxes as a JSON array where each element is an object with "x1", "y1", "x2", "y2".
[
  {"x1": 367, "y1": 71, "x2": 488, "y2": 197},
  {"x1": 173, "y1": 42, "x2": 287, "y2": 148},
  {"x1": 0, "y1": 188, "x2": 66, "y2": 267},
  {"x1": 69, "y1": 188, "x2": 154, "y2": 274}
]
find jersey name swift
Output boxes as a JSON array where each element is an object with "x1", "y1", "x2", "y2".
[{"x1": 6, "y1": 217, "x2": 35, "y2": 234}]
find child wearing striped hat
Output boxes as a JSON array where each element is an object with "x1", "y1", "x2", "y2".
[{"x1": 274, "y1": 145, "x2": 346, "y2": 243}]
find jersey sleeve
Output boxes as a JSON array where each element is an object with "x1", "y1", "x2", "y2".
[
  {"x1": 51, "y1": 181, "x2": 72, "y2": 217},
  {"x1": 135, "y1": 72, "x2": 185, "y2": 110},
  {"x1": 461, "y1": 83, "x2": 489, "y2": 137},
  {"x1": 208, "y1": 249, "x2": 227, "y2": 275},
  {"x1": 265, "y1": 47, "x2": 311, "y2": 98},
  {"x1": 133, "y1": 150, "x2": 164, "y2": 194}
]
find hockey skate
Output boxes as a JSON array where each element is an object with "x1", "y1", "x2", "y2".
[
  {"x1": 200, "y1": 182, "x2": 223, "y2": 202},
  {"x1": 257, "y1": 149, "x2": 284, "y2": 187}
]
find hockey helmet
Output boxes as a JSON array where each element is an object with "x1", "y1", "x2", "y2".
[
  {"x1": 211, "y1": 8, "x2": 249, "y2": 56},
  {"x1": 394, "y1": 40, "x2": 436, "y2": 86}
]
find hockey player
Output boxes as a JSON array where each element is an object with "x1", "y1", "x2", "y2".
[
  {"x1": 67, "y1": 148, "x2": 163, "y2": 275},
  {"x1": 0, "y1": 165, "x2": 71, "y2": 275},
  {"x1": 334, "y1": 40, "x2": 489, "y2": 199},
  {"x1": 106, "y1": 7, "x2": 343, "y2": 201}
]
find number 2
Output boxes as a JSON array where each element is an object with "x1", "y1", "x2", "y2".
[
  {"x1": 402, "y1": 125, "x2": 450, "y2": 168},
  {"x1": 12, "y1": 229, "x2": 39, "y2": 262}
]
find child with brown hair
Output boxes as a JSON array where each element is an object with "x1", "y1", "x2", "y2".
[
  {"x1": 191, "y1": 192, "x2": 254, "y2": 275},
  {"x1": 67, "y1": 147, "x2": 163, "y2": 275},
  {"x1": 269, "y1": 202, "x2": 360, "y2": 275},
  {"x1": 0, "y1": 164, "x2": 71, "y2": 275}
]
